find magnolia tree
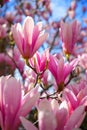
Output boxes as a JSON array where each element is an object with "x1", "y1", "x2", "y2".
[{"x1": 0, "y1": 0, "x2": 87, "y2": 130}]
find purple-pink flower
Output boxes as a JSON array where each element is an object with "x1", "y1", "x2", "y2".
[
  {"x1": 48, "y1": 54, "x2": 77, "y2": 91},
  {"x1": 12, "y1": 16, "x2": 48, "y2": 59},
  {"x1": 63, "y1": 80, "x2": 87, "y2": 112},
  {"x1": 60, "y1": 20, "x2": 80, "y2": 55},
  {"x1": 29, "y1": 49, "x2": 49, "y2": 73},
  {"x1": 0, "y1": 76, "x2": 39, "y2": 130},
  {"x1": 20, "y1": 99, "x2": 85, "y2": 130}
]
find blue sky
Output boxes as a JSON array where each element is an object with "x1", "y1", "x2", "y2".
[{"x1": 51, "y1": 0, "x2": 71, "y2": 20}]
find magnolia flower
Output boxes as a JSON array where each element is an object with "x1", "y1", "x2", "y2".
[
  {"x1": 60, "y1": 20, "x2": 80, "y2": 55},
  {"x1": 12, "y1": 16, "x2": 48, "y2": 59},
  {"x1": 51, "y1": 99, "x2": 85, "y2": 130},
  {"x1": 29, "y1": 49, "x2": 49, "y2": 73},
  {"x1": 48, "y1": 54, "x2": 77, "y2": 91},
  {"x1": 20, "y1": 99, "x2": 57, "y2": 130},
  {"x1": 0, "y1": 76, "x2": 39, "y2": 130},
  {"x1": 63, "y1": 80, "x2": 87, "y2": 112},
  {"x1": 20, "y1": 99, "x2": 85, "y2": 130}
]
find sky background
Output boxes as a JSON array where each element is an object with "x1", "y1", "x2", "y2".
[{"x1": 1, "y1": 0, "x2": 87, "y2": 24}]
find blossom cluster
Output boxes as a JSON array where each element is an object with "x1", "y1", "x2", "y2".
[
  {"x1": 0, "y1": 15, "x2": 87, "y2": 130},
  {"x1": 0, "y1": 0, "x2": 87, "y2": 130}
]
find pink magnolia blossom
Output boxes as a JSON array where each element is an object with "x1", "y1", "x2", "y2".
[
  {"x1": 48, "y1": 54, "x2": 77, "y2": 91},
  {"x1": 20, "y1": 99, "x2": 85, "y2": 130},
  {"x1": 0, "y1": 76, "x2": 39, "y2": 130},
  {"x1": 63, "y1": 80, "x2": 87, "y2": 112},
  {"x1": 20, "y1": 99, "x2": 57, "y2": 130},
  {"x1": 29, "y1": 49, "x2": 49, "y2": 73},
  {"x1": 51, "y1": 99, "x2": 85, "y2": 130},
  {"x1": 60, "y1": 20, "x2": 80, "y2": 55},
  {"x1": 12, "y1": 16, "x2": 48, "y2": 59}
]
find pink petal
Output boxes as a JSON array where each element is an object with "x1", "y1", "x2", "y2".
[
  {"x1": 48, "y1": 55, "x2": 57, "y2": 81},
  {"x1": 12, "y1": 24, "x2": 24, "y2": 55},
  {"x1": 38, "y1": 99, "x2": 57, "y2": 130},
  {"x1": 64, "y1": 88, "x2": 78, "y2": 110},
  {"x1": 56, "y1": 101, "x2": 69, "y2": 130},
  {"x1": 32, "y1": 22, "x2": 42, "y2": 51},
  {"x1": 20, "y1": 117, "x2": 38, "y2": 130},
  {"x1": 32, "y1": 32, "x2": 48, "y2": 55},
  {"x1": 13, "y1": 87, "x2": 39, "y2": 129},
  {"x1": 64, "y1": 105, "x2": 85, "y2": 130},
  {"x1": 34, "y1": 52, "x2": 41, "y2": 72},
  {"x1": 23, "y1": 16, "x2": 34, "y2": 46},
  {"x1": 18, "y1": 87, "x2": 39, "y2": 117},
  {"x1": 63, "y1": 63, "x2": 72, "y2": 79},
  {"x1": 62, "y1": 23, "x2": 72, "y2": 51},
  {"x1": 4, "y1": 77, "x2": 21, "y2": 129},
  {"x1": 56, "y1": 57, "x2": 64, "y2": 83}
]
